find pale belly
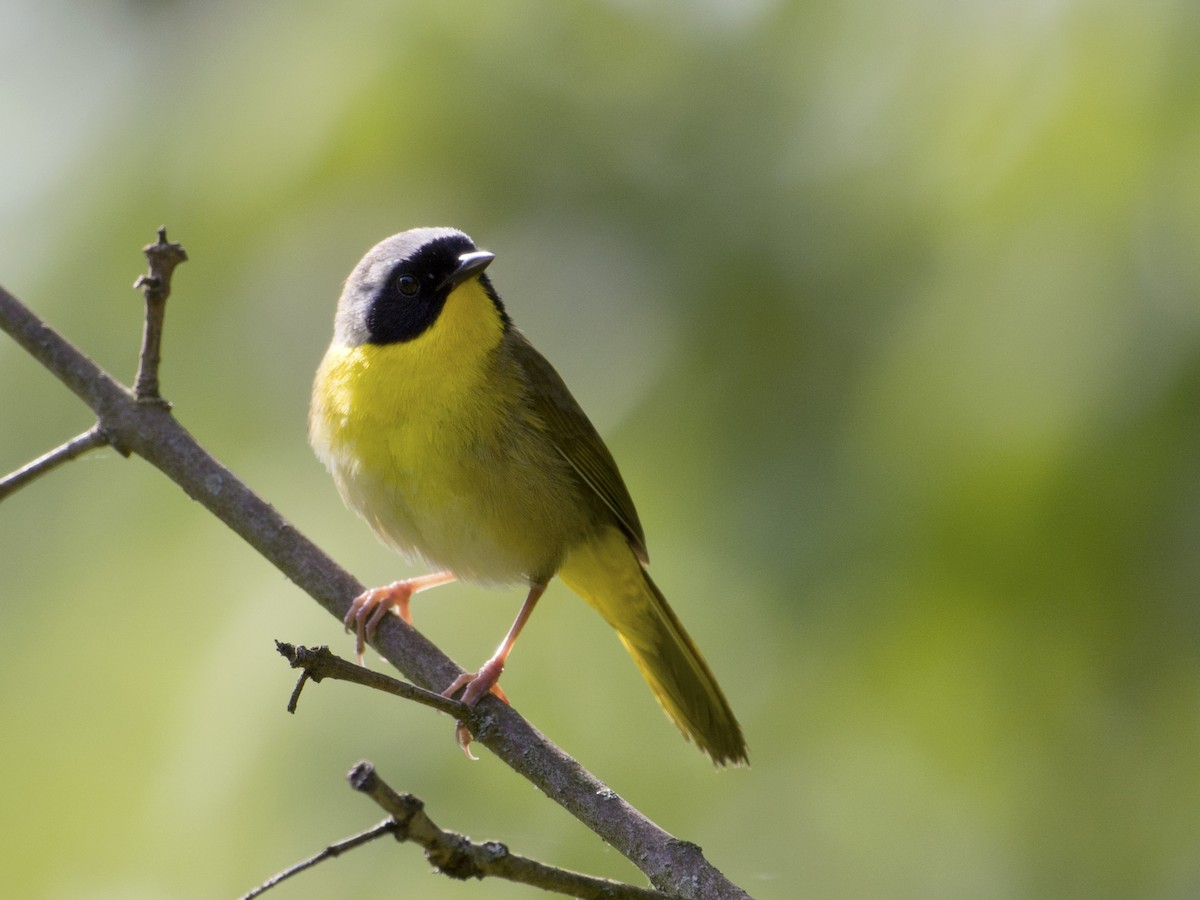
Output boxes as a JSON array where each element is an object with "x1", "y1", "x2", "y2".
[{"x1": 315, "y1": 409, "x2": 589, "y2": 585}]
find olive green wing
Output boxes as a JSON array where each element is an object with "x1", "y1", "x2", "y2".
[{"x1": 509, "y1": 330, "x2": 649, "y2": 564}]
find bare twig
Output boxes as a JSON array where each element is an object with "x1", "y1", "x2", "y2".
[
  {"x1": 346, "y1": 762, "x2": 670, "y2": 899},
  {"x1": 0, "y1": 234, "x2": 749, "y2": 899},
  {"x1": 239, "y1": 819, "x2": 398, "y2": 899},
  {"x1": 245, "y1": 766, "x2": 671, "y2": 899},
  {"x1": 131, "y1": 226, "x2": 187, "y2": 402},
  {"x1": 0, "y1": 424, "x2": 110, "y2": 501},
  {"x1": 276, "y1": 642, "x2": 470, "y2": 717}
]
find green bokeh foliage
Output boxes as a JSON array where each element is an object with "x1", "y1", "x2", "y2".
[{"x1": 2, "y1": 1, "x2": 1198, "y2": 897}]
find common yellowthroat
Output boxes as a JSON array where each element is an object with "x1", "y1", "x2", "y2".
[{"x1": 309, "y1": 227, "x2": 747, "y2": 766}]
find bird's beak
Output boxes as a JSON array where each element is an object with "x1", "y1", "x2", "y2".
[{"x1": 440, "y1": 250, "x2": 495, "y2": 291}]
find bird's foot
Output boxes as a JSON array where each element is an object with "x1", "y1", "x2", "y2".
[
  {"x1": 343, "y1": 581, "x2": 416, "y2": 662},
  {"x1": 442, "y1": 657, "x2": 509, "y2": 759}
]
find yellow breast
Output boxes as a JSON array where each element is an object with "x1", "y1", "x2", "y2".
[{"x1": 310, "y1": 278, "x2": 583, "y2": 583}]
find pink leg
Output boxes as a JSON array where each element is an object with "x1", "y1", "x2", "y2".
[
  {"x1": 443, "y1": 582, "x2": 547, "y2": 758},
  {"x1": 344, "y1": 571, "x2": 456, "y2": 661}
]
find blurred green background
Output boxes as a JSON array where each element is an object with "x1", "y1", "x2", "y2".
[{"x1": 2, "y1": 1, "x2": 1199, "y2": 897}]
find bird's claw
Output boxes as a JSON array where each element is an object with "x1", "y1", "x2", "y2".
[
  {"x1": 442, "y1": 659, "x2": 509, "y2": 759},
  {"x1": 342, "y1": 582, "x2": 415, "y2": 661},
  {"x1": 455, "y1": 721, "x2": 478, "y2": 760}
]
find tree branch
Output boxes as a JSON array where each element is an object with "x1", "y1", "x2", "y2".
[
  {"x1": 345, "y1": 762, "x2": 672, "y2": 898},
  {"x1": 0, "y1": 424, "x2": 109, "y2": 501},
  {"x1": 132, "y1": 226, "x2": 187, "y2": 402},
  {"x1": 240, "y1": 819, "x2": 398, "y2": 899},
  {"x1": 0, "y1": 236, "x2": 748, "y2": 899},
  {"x1": 276, "y1": 641, "x2": 470, "y2": 718},
  {"x1": 243, "y1": 763, "x2": 674, "y2": 899}
]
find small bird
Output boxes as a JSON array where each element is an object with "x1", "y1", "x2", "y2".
[{"x1": 309, "y1": 227, "x2": 747, "y2": 765}]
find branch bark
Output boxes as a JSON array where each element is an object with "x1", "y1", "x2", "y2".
[
  {"x1": 243, "y1": 762, "x2": 674, "y2": 899},
  {"x1": 276, "y1": 642, "x2": 470, "y2": 718},
  {"x1": 0, "y1": 254, "x2": 749, "y2": 899},
  {"x1": 346, "y1": 761, "x2": 672, "y2": 898},
  {"x1": 0, "y1": 424, "x2": 108, "y2": 500}
]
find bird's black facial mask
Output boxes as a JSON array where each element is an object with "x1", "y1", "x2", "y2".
[
  {"x1": 365, "y1": 235, "x2": 465, "y2": 345},
  {"x1": 361, "y1": 234, "x2": 507, "y2": 345}
]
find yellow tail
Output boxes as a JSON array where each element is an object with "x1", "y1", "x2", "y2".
[{"x1": 558, "y1": 526, "x2": 748, "y2": 766}]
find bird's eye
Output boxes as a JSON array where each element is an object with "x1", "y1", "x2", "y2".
[{"x1": 396, "y1": 274, "x2": 420, "y2": 297}]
